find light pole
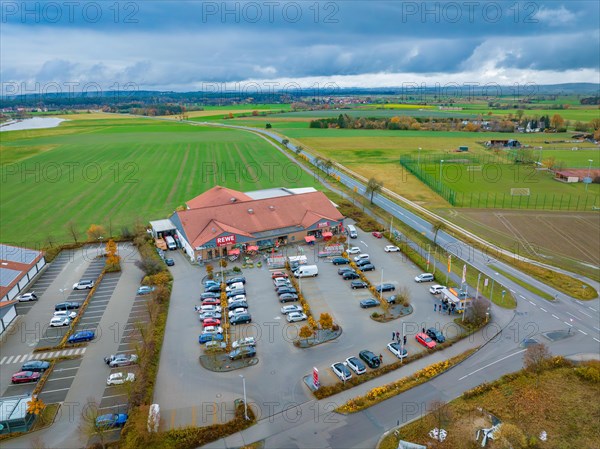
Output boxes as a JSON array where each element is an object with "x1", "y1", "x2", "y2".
[
  {"x1": 380, "y1": 268, "x2": 384, "y2": 303},
  {"x1": 400, "y1": 321, "x2": 405, "y2": 365},
  {"x1": 439, "y1": 160, "x2": 444, "y2": 189},
  {"x1": 59, "y1": 288, "x2": 67, "y2": 300},
  {"x1": 585, "y1": 159, "x2": 593, "y2": 192},
  {"x1": 418, "y1": 147, "x2": 422, "y2": 165},
  {"x1": 239, "y1": 375, "x2": 249, "y2": 420}
]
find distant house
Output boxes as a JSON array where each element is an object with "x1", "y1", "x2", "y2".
[
  {"x1": 485, "y1": 139, "x2": 521, "y2": 148},
  {"x1": 0, "y1": 244, "x2": 45, "y2": 302}
]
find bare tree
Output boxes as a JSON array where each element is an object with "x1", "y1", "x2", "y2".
[
  {"x1": 523, "y1": 343, "x2": 552, "y2": 375},
  {"x1": 431, "y1": 220, "x2": 446, "y2": 245},
  {"x1": 67, "y1": 221, "x2": 79, "y2": 244},
  {"x1": 78, "y1": 397, "x2": 111, "y2": 449},
  {"x1": 429, "y1": 400, "x2": 452, "y2": 441},
  {"x1": 465, "y1": 296, "x2": 490, "y2": 326},
  {"x1": 366, "y1": 177, "x2": 383, "y2": 204}
]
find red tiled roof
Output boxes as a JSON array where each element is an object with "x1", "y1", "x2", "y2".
[
  {"x1": 176, "y1": 191, "x2": 344, "y2": 248},
  {"x1": 186, "y1": 185, "x2": 252, "y2": 209}
]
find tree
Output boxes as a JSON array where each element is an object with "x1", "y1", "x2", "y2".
[
  {"x1": 87, "y1": 224, "x2": 106, "y2": 242},
  {"x1": 265, "y1": 123, "x2": 272, "y2": 129},
  {"x1": 298, "y1": 325, "x2": 313, "y2": 343},
  {"x1": 318, "y1": 313, "x2": 333, "y2": 334},
  {"x1": 429, "y1": 400, "x2": 452, "y2": 440},
  {"x1": 27, "y1": 396, "x2": 45, "y2": 416},
  {"x1": 79, "y1": 397, "x2": 111, "y2": 449},
  {"x1": 135, "y1": 257, "x2": 163, "y2": 276},
  {"x1": 465, "y1": 296, "x2": 490, "y2": 326},
  {"x1": 67, "y1": 221, "x2": 79, "y2": 244},
  {"x1": 281, "y1": 138, "x2": 289, "y2": 147},
  {"x1": 550, "y1": 113, "x2": 564, "y2": 130},
  {"x1": 523, "y1": 342, "x2": 552, "y2": 374},
  {"x1": 516, "y1": 109, "x2": 524, "y2": 121},
  {"x1": 366, "y1": 177, "x2": 383, "y2": 204},
  {"x1": 590, "y1": 118, "x2": 600, "y2": 131},
  {"x1": 323, "y1": 158, "x2": 334, "y2": 175},
  {"x1": 295, "y1": 145, "x2": 303, "y2": 155},
  {"x1": 105, "y1": 239, "x2": 118, "y2": 256},
  {"x1": 308, "y1": 316, "x2": 317, "y2": 330},
  {"x1": 431, "y1": 221, "x2": 446, "y2": 245}
]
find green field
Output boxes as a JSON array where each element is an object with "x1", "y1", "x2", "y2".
[
  {"x1": 0, "y1": 117, "x2": 322, "y2": 246},
  {"x1": 275, "y1": 109, "x2": 477, "y2": 119}
]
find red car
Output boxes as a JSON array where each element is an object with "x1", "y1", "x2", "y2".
[
  {"x1": 415, "y1": 332, "x2": 437, "y2": 349},
  {"x1": 202, "y1": 298, "x2": 221, "y2": 306},
  {"x1": 12, "y1": 371, "x2": 41, "y2": 384},
  {"x1": 271, "y1": 271, "x2": 288, "y2": 279},
  {"x1": 372, "y1": 231, "x2": 383, "y2": 238},
  {"x1": 202, "y1": 318, "x2": 221, "y2": 327}
]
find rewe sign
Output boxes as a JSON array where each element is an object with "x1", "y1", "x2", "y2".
[{"x1": 216, "y1": 235, "x2": 236, "y2": 247}]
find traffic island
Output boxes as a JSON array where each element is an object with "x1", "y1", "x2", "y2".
[
  {"x1": 294, "y1": 326, "x2": 342, "y2": 348},
  {"x1": 371, "y1": 304, "x2": 413, "y2": 323},
  {"x1": 199, "y1": 354, "x2": 259, "y2": 372}
]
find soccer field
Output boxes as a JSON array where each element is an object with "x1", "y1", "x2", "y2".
[{"x1": 0, "y1": 117, "x2": 321, "y2": 246}]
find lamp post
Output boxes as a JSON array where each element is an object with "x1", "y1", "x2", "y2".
[
  {"x1": 418, "y1": 147, "x2": 422, "y2": 165},
  {"x1": 585, "y1": 159, "x2": 593, "y2": 192},
  {"x1": 380, "y1": 268, "x2": 384, "y2": 303},
  {"x1": 439, "y1": 160, "x2": 444, "y2": 189},
  {"x1": 239, "y1": 375, "x2": 249, "y2": 420}
]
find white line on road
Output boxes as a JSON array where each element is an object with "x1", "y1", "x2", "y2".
[
  {"x1": 552, "y1": 315, "x2": 560, "y2": 320},
  {"x1": 102, "y1": 393, "x2": 128, "y2": 399},
  {"x1": 46, "y1": 376, "x2": 76, "y2": 382},
  {"x1": 578, "y1": 329, "x2": 588, "y2": 335},
  {"x1": 567, "y1": 312, "x2": 580, "y2": 320},
  {"x1": 578, "y1": 310, "x2": 593, "y2": 318},
  {"x1": 528, "y1": 300, "x2": 536, "y2": 306},
  {"x1": 458, "y1": 350, "x2": 526, "y2": 381},
  {"x1": 540, "y1": 307, "x2": 547, "y2": 312},
  {"x1": 521, "y1": 295, "x2": 527, "y2": 300},
  {"x1": 40, "y1": 387, "x2": 70, "y2": 394},
  {"x1": 594, "y1": 327, "x2": 600, "y2": 332},
  {"x1": 99, "y1": 403, "x2": 128, "y2": 410},
  {"x1": 0, "y1": 357, "x2": 7, "y2": 364},
  {"x1": 564, "y1": 321, "x2": 573, "y2": 327},
  {"x1": 594, "y1": 338, "x2": 600, "y2": 343},
  {"x1": 510, "y1": 289, "x2": 516, "y2": 293},
  {"x1": 589, "y1": 307, "x2": 598, "y2": 312}
]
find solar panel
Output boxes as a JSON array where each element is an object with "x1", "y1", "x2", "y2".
[
  {"x1": 0, "y1": 244, "x2": 41, "y2": 264},
  {"x1": 0, "y1": 267, "x2": 21, "y2": 287}
]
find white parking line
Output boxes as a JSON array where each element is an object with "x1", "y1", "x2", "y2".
[
  {"x1": 102, "y1": 393, "x2": 127, "y2": 399},
  {"x1": 552, "y1": 314, "x2": 560, "y2": 320},
  {"x1": 539, "y1": 307, "x2": 547, "y2": 312},
  {"x1": 40, "y1": 387, "x2": 70, "y2": 394},
  {"x1": 67, "y1": 349, "x2": 74, "y2": 355},
  {"x1": 578, "y1": 329, "x2": 588, "y2": 335},
  {"x1": 594, "y1": 327, "x2": 600, "y2": 332},
  {"x1": 578, "y1": 310, "x2": 593, "y2": 318},
  {"x1": 0, "y1": 357, "x2": 6, "y2": 364},
  {"x1": 520, "y1": 295, "x2": 527, "y2": 300},
  {"x1": 594, "y1": 338, "x2": 600, "y2": 343},
  {"x1": 46, "y1": 376, "x2": 76, "y2": 382},
  {"x1": 458, "y1": 349, "x2": 526, "y2": 381},
  {"x1": 528, "y1": 300, "x2": 535, "y2": 306},
  {"x1": 99, "y1": 403, "x2": 128, "y2": 410},
  {"x1": 589, "y1": 307, "x2": 598, "y2": 312},
  {"x1": 564, "y1": 321, "x2": 572, "y2": 327},
  {"x1": 4, "y1": 356, "x2": 13, "y2": 364}
]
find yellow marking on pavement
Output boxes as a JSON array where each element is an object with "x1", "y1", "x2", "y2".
[{"x1": 170, "y1": 409, "x2": 176, "y2": 429}]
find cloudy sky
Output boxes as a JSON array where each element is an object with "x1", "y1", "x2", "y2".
[{"x1": 1, "y1": 1, "x2": 599, "y2": 93}]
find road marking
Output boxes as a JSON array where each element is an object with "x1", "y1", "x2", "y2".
[
  {"x1": 589, "y1": 307, "x2": 598, "y2": 312},
  {"x1": 39, "y1": 387, "x2": 70, "y2": 394},
  {"x1": 102, "y1": 393, "x2": 127, "y2": 399},
  {"x1": 539, "y1": 307, "x2": 547, "y2": 312},
  {"x1": 578, "y1": 329, "x2": 588, "y2": 335},
  {"x1": 520, "y1": 295, "x2": 527, "y2": 300},
  {"x1": 564, "y1": 321, "x2": 573, "y2": 327},
  {"x1": 510, "y1": 289, "x2": 516, "y2": 293},
  {"x1": 528, "y1": 300, "x2": 536, "y2": 306},
  {"x1": 594, "y1": 338, "x2": 600, "y2": 343},
  {"x1": 458, "y1": 349, "x2": 526, "y2": 381},
  {"x1": 0, "y1": 357, "x2": 7, "y2": 364},
  {"x1": 594, "y1": 327, "x2": 600, "y2": 332},
  {"x1": 46, "y1": 376, "x2": 76, "y2": 382},
  {"x1": 566, "y1": 312, "x2": 580, "y2": 321},
  {"x1": 578, "y1": 310, "x2": 593, "y2": 318}
]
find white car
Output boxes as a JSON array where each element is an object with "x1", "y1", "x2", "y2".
[
  {"x1": 347, "y1": 247, "x2": 361, "y2": 254},
  {"x1": 228, "y1": 308, "x2": 248, "y2": 318},
  {"x1": 203, "y1": 326, "x2": 223, "y2": 334},
  {"x1": 353, "y1": 254, "x2": 370, "y2": 262},
  {"x1": 274, "y1": 279, "x2": 292, "y2": 289},
  {"x1": 331, "y1": 362, "x2": 352, "y2": 381},
  {"x1": 387, "y1": 342, "x2": 408, "y2": 359},
  {"x1": 199, "y1": 305, "x2": 222, "y2": 314},
  {"x1": 232, "y1": 337, "x2": 256, "y2": 349},
  {"x1": 17, "y1": 292, "x2": 38, "y2": 302},
  {"x1": 49, "y1": 316, "x2": 70, "y2": 327},
  {"x1": 280, "y1": 304, "x2": 303, "y2": 315},
  {"x1": 73, "y1": 280, "x2": 95, "y2": 290},
  {"x1": 53, "y1": 310, "x2": 77, "y2": 320},
  {"x1": 429, "y1": 285, "x2": 445, "y2": 295},
  {"x1": 345, "y1": 357, "x2": 366, "y2": 375},
  {"x1": 287, "y1": 312, "x2": 308, "y2": 323},
  {"x1": 384, "y1": 245, "x2": 400, "y2": 252},
  {"x1": 106, "y1": 372, "x2": 135, "y2": 386},
  {"x1": 225, "y1": 282, "x2": 244, "y2": 292}
]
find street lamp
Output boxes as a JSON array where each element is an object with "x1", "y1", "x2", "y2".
[
  {"x1": 439, "y1": 160, "x2": 444, "y2": 189},
  {"x1": 418, "y1": 147, "x2": 422, "y2": 165},
  {"x1": 239, "y1": 375, "x2": 249, "y2": 420},
  {"x1": 585, "y1": 159, "x2": 593, "y2": 192}
]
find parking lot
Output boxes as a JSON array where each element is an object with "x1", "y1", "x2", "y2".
[{"x1": 154, "y1": 226, "x2": 461, "y2": 429}]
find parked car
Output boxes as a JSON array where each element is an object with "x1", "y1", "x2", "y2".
[
  {"x1": 230, "y1": 313, "x2": 252, "y2": 325},
  {"x1": 226, "y1": 288, "x2": 246, "y2": 298},
  {"x1": 351, "y1": 280, "x2": 368, "y2": 289},
  {"x1": 274, "y1": 279, "x2": 292, "y2": 289},
  {"x1": 281, "y1": 304, "x2": 303, "y2": 315},
  {"x1": 226, "y1": 282, "x2": 244, "y2": 292},
  {"x1": 49, "y1": 316, "x2": 70, "y2": 327},
  {"x1": 198, "y1": 311, "x2": 222, "y2": 321},
  {"x1": 96, "y1": 413, "x2": 128, "y2": 428},
  {"x1": 332, "y1": 257, "x2": 350, "y2": 265},
  {"x1": 387, "y1": 342, "x2": 408, "y2": 359},
  {"x1": 426, "y1": 328, "x2": 446, "y2": 343},
  {"x1": 106, "y1": 372, "x2": 135, "y2": 386},
  {"x1": 165, "y1": 258, "x2": 175, "y2": 266},
  {"x1": 203, "y1": 326, "x2": 224, "y2": 334},
  {"x1": 384, "y1": 245, "x2": 400, "y2": 252},
  {"x1": 271, "y1": 271, "x2": 288, "y2": 279},
  {"x1": 199, "y1": 333, "x2": 224, "y2": 344},
  {"x1": 21, "y1": 360, "x2": 50, "y2": 372},
  {"x1": 385, "y1": 295, "x2": 399, "y2": 304},
  {"x1": 372, "y1": 231, "x2": 383, "y2": 238},
  {"x1": 232, "y1": 336, "x2": 256, "y2": 349},
  {"x1": 203, "y1": 280, "x2": 220, "y2": 288},
  {"x1": 360, "y1": 298, "x2": 380, "y2": 309},
  {"x1": 226, "y1": 277, "x2": 246, "y2": 285},
  {"x1": 228, "y1": 346, "x2": 256, "y2": 360},
  {"x1": 67, "y1": 330, "x2": 95, "y2": 343},
  {"x1": 429, "y1": 285, "x2": 445, "y2": 295},
  {"x1": 53, "y1": 310, "x2": 77, "y2": 320},
  {"x1": 17, "y1": 292, "x2": 38, "y2": 302},
  {"x1": 104, "y1": 354, "x2": 139, "y2": 367},
  {"x1": 376, "y1": 283, "x2": 396, "y2": 292},
  {"x1": 331, "y1": 362, "x2": 352, "y2": 381},
  {"x1": 200, "y1": 292, "x2": 220, "y2": 300},
  {"x1": 415, "y1": 332, "x2": 437, "y2": 348},
  {"x1": 347, "y1": 247, "x2": 361, "y2": 254},
  {"x1": 228, "y1": 308, "x2": 248, "y2": 318},
  {"x1": 353, "y1": 254, "x2": 370, "y2": 262},
  {"x1": 205, "y1": 285, "x2": 222, "y2": 293},
  {"x1": 287, "y1": 312, "x2": 308, "y2": 323},
  {"x1": 356, "y1": 259, "x2": 372, "y2": 267},
  {"x1": 345, "y1": 357, "x2": 366, "y2": 375},
  {"x1": 137, "y1": 286, "x2": 156, "y2": 295},
  {"x1": 338, "y1": 267, "x2": 355, "y2": 275},
  {"x1": 359, "y1": 350, "x2": 381, "y2": 369},
  {"x1": 360, "y1": 263, "x2": 375, "y2": 272},
  {"x1": 279, "y1": 293, "x2": 299, "y2": 303},
  {"x1": 202, "y1": 318, "x2": 221, "y2": 327},
  {"x1": 73, "y1": 279, "x2": 95, "y2": 290},
  {"x1": 414, "y1": 273, "x2": 435, "y2": 283},
  {"x1": 276, "y1": 287, "x2": 297, "y2": 295},
  {"x1": 11, "y1": 371, "x2": 41, "y2": 384},
  {"x1": 228, "y1": 300, "x2": 248, "y2": 311},
  {"x1": 343, "y1": 271, "x2": 360, "y2": 280},
  {"x1": 201, "y1": 297, "x2": 221, "y2": 306},
  {"x1": 199, "y1": 304, "x2": 222, "y2": 314},
  {"x1": 54, "y1": 301, "x2": 82, "y2": 311}
]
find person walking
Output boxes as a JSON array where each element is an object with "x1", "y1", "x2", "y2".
[
  {"x1": 379, "y1": 354, "x2": 383, "y2": 364},
  {"x1": 392, "y1": 331, "x2": 395, "y2": 341},
  {"x1": 422, "y1": 327, "x2": 425, "y2": 334},
  {"x1": 396, "y1": 331, "x2": 400, "y2": 341},
  {"x1": 403, "y1": 335, "x2": 407, "y2": 345},
  {"x1": 434, "y1": 304, "x2": 437, "y2": 311}
]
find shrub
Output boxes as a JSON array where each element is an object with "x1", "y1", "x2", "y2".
[
  {"x1": 136, "y1": 257, "x2": 164, "y2": 276},
  {"x1": 232, "y1": 266, "x2": 241, "y2": 273},
  {"x1": 575, "y1": 362, "x2": 600, "y2": 383}
]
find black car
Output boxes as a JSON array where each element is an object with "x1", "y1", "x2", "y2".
[
  {"x1": 165, "y1": 258, "x2": 175, "y2": 266},
  {"x1": 226, "y1": 289, "x2": 246, "y2": 298},
  {"x1": 54, "y1": 301, "x2": 82, "y2": 312},
  {"x1": 343, "y1": 271, "x2": 360, "y2": 280},
  {"x1": 226, "y1": 277, "x2": 246, "y2": 286},
  {"x1": 276, "y1": 287, "x2": 297, "y2": 295},
  {"x1": 230, "y1": 313, "x2": 252, "y2": 325},
  {"x1": 426, "y1": 327, "x2": 446, "y2": 343},
  {"x1": 279, "y1": 293, "x2": 299, "y2": 303},
  {"x1": 21, "y1": 360, "x2": 50, "y2": 372},
  {"x1": 332, "y1": 257, "x2": 350, "y2": 265},
  {"x1": 200, "y1": 292, "x2": 220, "y2": 300},
  {"x1": 338, "y1": 267, "x2": 355, "y2": 275},
  {"x1": 359, "y1": 350, "x2": 381, "y2": 369},
  {"x1": 376, "y1": 283, "x2": 395, "y2": 292},
  {"x1": 385, "y1": 295, "x2": 398, "y2": 304},
  {"x1": 360, "y1": 263, "x2": 375, "y2": 272},
  {"x1": 356, "y1": 259, "x2": 372, "y2": 267},
  {"x1": 205, "y1": 285, "x2": 222, "y2": 293},
  {"x1": 351, "y1": 281, "x2": 368, "y2": 289},
  {"x1": 360, "y1": 298, "x2": 380, "y2": 308},
  {"x1": 228, "y1": 301, "x2": 248, "y2": 311}
]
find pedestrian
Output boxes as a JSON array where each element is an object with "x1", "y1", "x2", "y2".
[
  {"x1": 448, "y1": 307, "x2": 451, "y2": 315},
  {"x1": 392, "y1": 331, "x2": 395, "y2": 341},
  {"x1": 379, "y1": 354, "x2": 383, "y2": 364},
  {"x1": 396, "y1": 331, "x2": 400, "y2": 341},
  {"x1": 422, "y1": 327, "x2": 425, "y2": 334},
  {"x1": 403, "y1": 335, "x2": 407, "y2": 345},
  {"x1": 434, "y1": 304, "x2": 437, "y2": 312}
]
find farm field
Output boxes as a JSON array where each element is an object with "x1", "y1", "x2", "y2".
[
  {"x1": 274, "y1": 109, "x2": 478, "y2": 119},
  {"x1": 457, "y1": 106, "x2": 599, "y2": 122},
  {"x1": 0, "y1": 117, "x2": 321, "y2": 246}
]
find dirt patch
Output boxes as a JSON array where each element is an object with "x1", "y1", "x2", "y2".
[
  {"x1": 199, "y1": 354, "x2": 258, "y2": 372},
  {"x1": 371, "y1": 305, "x2": 413, "y2": 322}
]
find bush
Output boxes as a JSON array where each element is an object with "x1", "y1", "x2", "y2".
[
  {"x1": 575, "y1": 362, "x2": 600, "y2": 383},
  {"x1": 232, "y1": 266, "x2": 241, "y2": 273},
  {"x1": 136, "y1": 257, "x2": 164, "y2": 276}
]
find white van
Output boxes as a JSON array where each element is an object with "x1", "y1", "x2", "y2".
[
  {"x1": 294, "y1": 265, "x2": 319, "y2": 278},
  {"x1": 414, "y1": 273, "x2": 435, "y2": 283},
  {"x1": 353, "y1": 254, "x2": 370, "y2": 262},
  {"x1": 165, "y1": 236, "x2": 176, "y2": 250},
  {"x1": 346, "y1": 224, "x2": 358, "y2": 239}
]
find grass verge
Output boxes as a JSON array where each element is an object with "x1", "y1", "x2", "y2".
[{"x1": 492, "y1": 266, "x2": 555, "y2": 301}]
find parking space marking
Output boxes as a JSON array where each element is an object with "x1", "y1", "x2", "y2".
[
  {"x1": 594, "y1": 338, "x2": 600, "y2": 343},
  {"x1": 552, "y1": 314, "x2": 560, "y2": 320},
  {"x1": 0, "y1": 357, "x2": 6, "y2": 364},
  {"x1": 564, "y1": 321, "x2": 573, "y2": 327},
  {"x1": 102, "y1": 393, "x2": 128, "y2": 400},
  {"x1": 578, "y1": 310, "x2": 593, "y2": 318},
  {"x1": 99, "y1": 403, "x2": 128, "y2": 411},
  {"x1": 40, "y1": 387, "x2": 71, "y2": 394},
  {"x1": 45, "y1": 376, "x2": 76, "y2": 382},
  {"x1": 539, "y1": 307, "x2": 547, "y2": 312},
  {"x1": 4, "y1": 356, "x2": 14, "y2": 364},
  {"x1": 578, "y1": 329, "x2": 588, "y2": 335}
]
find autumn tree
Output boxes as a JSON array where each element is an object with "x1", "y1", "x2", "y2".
[
  {"x1": 366, "y1": 177, "x2": 384, "y2": 204},
  {"x1": 550, "y1": 114, "x2": 564, "y2": 130},
  {"x1": 298, "y1": 325, "x2": 313, "y2": 344},
  {"x1": 308, "y1": 315, "x2": 318, "y2": 330},
  {"x1": 465, "y1": 296, "x2": 490, "y2": 326},
  {"x1": 87, "y1": 224, "x2": 106, "y2": 242},
  {"x1": 27, "y1": 396, "x2": 45, "y2": 416},
  {"x1": 590, "y1": 118, "x2": 600, "y2": 131},
  {"x1": 524, "y1": 342, "x2": 552, "y2": 375},
  {"x1": 318, "y1": 313, "x2": 333, "y2": 337}
]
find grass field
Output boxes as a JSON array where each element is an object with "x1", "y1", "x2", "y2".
[
  {"x1": 0, "y1": 117, "x2": 321, "y2": 246},
  {"x1": 275, "y1": 109, "x2": 477, "y2": 119},
  {"x1": 457, "y1": 106, "x2": 599, "y2": 122}
]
